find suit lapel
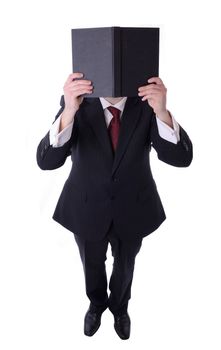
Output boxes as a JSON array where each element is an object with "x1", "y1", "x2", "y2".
[
  {"x1": 85, "y1": 98, "x2": 114, "y2": 165},
  {"x1": 84, "y1": 97, "x2": 142, "y2": 175},
  {"x1": 111, "y1": 97, "x2": 141, "y2": 175}
]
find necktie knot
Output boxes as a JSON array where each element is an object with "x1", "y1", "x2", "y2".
[{"x1": 107, "y1": 106, "x2": 121, "y2": 120}]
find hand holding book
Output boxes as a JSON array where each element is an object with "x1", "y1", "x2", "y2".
[
  {"x1": 138, "y1": 77, "x2": 173, "y2": 128},
  {"x1": 59, "y1": 72, "x2": 93, "y2": 132}
]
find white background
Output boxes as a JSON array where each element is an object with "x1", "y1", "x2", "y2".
[{"x1": 1, "y1": 0, "x2": 221, "y2": 349}]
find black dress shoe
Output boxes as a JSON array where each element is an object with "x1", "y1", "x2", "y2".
[
  {"x1": 84, "y1": 310, "x2": 102, "y2": 336},
  {"x1": 114, "y1": 312, "x2": 131, "y2": 340}
]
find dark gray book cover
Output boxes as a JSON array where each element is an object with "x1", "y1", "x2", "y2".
[{"x1": 71, "y1": 26, "x2": 159, "y2": 97}]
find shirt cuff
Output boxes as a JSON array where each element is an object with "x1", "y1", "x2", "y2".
[
  {"x1": 49, "y1": 114, "x2": 74, "y2": 147},
  {"x1": 156, "y1": 112, "x2": 180, "y2": 144}
]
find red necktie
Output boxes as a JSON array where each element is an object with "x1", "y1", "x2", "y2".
[{"x1": 107, "y1": 106, "x2": 121, "y2": 152}]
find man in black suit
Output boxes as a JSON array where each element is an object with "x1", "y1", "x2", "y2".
[{"x1": 36, "y1": 72, "x2": 192, "y2": 340}]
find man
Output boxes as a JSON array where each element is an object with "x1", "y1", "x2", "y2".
[{"x1": 36, "y1": 72, "x2": 193, "y2": 340}]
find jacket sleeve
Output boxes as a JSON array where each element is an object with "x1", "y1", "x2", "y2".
[
  {"x1": 150, "y1": 112, "x2": 193, "y2": 167},
  {"x1": 36, "y1": 95, "x2": 78, "y2": 170}
]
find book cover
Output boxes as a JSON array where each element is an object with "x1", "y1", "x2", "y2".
[{"x1": 71, "y1": 26, "x2": 159, "y2": 97}]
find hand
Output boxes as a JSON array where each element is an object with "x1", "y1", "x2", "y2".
[
  {"x1": 63, "y1": 72, "x2": 93, "y2": 114},
  {"x1": 138, "y1": 77, "x2": 167, "y2": 115},
  {"x1": 138, "y1": 77, "x2": 173, "y2": 127},
  {"x1": 59, "y1": 73, "x2": 93, "y2": 132}
]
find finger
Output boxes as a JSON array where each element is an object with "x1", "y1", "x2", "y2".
[
  {"x1": 69, "y1": 84, "x2": 93, "y2": 92},
  {"x1": 65, "y1": 72, "x2": 84, "y2": 84},
  {"x1": 71, "y1": 87, "x2": 93, "y2": 95},
  {"x1": 69, "y1": 87, "x2": 93, "y2": 93},
  {"x1": 138, "y1": 85, "x2": 162, "y2": 92},
  {"x1": 66, "y1": 80, "x2": 92, "y2": 88},
  {"x1": 142, "y1": 96, "x2": 154, "y2": 102},
  {"x1": 147, "y1": 77, "x2": 163, "y2": 85},
  {"x1": 140, "y1": 94, "x2": 156, "y2": 100},
  {"x1": 138, "y1": 90, "x2": 161, "y2": 97},
  {"x1": 138, "y1": 93, "x2": 161, "y2": 99}
]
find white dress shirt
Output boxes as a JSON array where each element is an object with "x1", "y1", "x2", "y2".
[{"x1": 49, "y1": 97, "x2": 180, "y2": 147}]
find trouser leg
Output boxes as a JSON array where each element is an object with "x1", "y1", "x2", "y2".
[
  {"x1": 74, "y1": 231, "x2": 109, "y2": 313},
  {"x1": 108, "y1": 224, "x2": 143, "y2": 316}
]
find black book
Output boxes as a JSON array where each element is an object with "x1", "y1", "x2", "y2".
[{"x1": 71, "y1": 26, "x2": 160, "y2": 97}]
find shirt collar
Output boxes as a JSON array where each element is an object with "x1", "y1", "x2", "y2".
[{"x1": 99, "y1": 97, "x2": 127, "y2": 112}]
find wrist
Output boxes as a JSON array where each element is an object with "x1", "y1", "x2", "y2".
[
  {"x1": 63, "y1": 106, "x2": 78, "y2": 118},
  {"x1": 156, "y1": 110, "x2": 173, "y2": 128},
  {"x1": 61, "y1": 108, "x2": 78, "y2": 123},
  {"x1": 59, "y1": 109, "x2": 77, "y2": 132}
]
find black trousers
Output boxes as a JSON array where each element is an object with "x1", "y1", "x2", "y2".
[{"x1": 74, "y1": 220, "x2": 143, "y2": 316}]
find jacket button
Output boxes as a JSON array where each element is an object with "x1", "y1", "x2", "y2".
[{"x1": 113, "y1": 177, "x2": 118, "y2": 182}]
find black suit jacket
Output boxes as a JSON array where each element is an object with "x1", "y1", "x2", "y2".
[{"x1": 36, "y1": 96, "x2": 193, "y2": 241}]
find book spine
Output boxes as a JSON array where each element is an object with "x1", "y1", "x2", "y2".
[
  {"x1": 71, "y1": 29, "x2": 74, "y2": 73},
  {"x1": 156, "y1": 28, "x2": 160, "y2": 76},
  {"x1": 113, "y1": 27, "x2": 121, "y2": 96}
]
